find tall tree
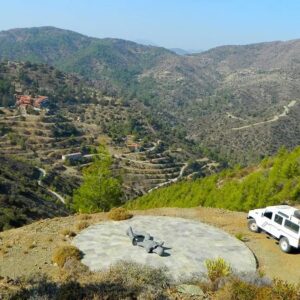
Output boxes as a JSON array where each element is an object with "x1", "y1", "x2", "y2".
[{"x1": 73, "y1": 145, "x2": 123, "y2": 213}]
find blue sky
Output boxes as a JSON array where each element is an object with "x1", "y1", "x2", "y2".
[{"x1": 0, "y1": 0, "x2": 300, "y2": 50}]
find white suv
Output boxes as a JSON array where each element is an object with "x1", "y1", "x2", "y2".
[{"x1": 247, "y1": 205, "x2": 300, "y2": 253}]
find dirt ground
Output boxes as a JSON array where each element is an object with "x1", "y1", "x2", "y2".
[{"x1": 0, "y1": 207, "x2": 299, "y2": 284}]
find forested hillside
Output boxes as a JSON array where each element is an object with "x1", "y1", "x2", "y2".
[
  {"x1": 0, "y1": 156, "x2": 68, "y2": 231},
  {"x1": 0, "y1": 61, "x2": 213, "y2": 204},
  {"x1": 1, "y1": 27, "x2": 300, "y2": 164},
  {"x1": 126, "y1": 147, "x2": 300, "y2": 211}
]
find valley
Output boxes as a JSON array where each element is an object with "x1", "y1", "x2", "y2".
[
  {"x1": 0, "y1": 23, "x2": 299, "y2": 299},
  {"x1": 0, "y1": 28, "x2": 300, "y2": 231},
  {"x1": 0, "y1": 60, "x2": 218, "y2": 231},
  {"x1": 1, "y1": 28, "x2": 300, "y2": 164},
  {"x1": 1, "y1": 0, "x2": 300, "y2": 294},
  {"x1": 0, "y1": 104, "x2": 214, "y2": 202}
]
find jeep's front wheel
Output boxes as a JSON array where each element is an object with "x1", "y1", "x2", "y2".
[
  {"x1": 279, "y1": 237, "x2": 292, "y2": 253},
  {"x1": 248, "y1": 219, "x2": 260, "y2": 233}
]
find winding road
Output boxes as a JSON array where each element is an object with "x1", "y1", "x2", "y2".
[
  {"x1": 36, "y1": 167, "x2": 66, "y2": 204},
  {"x1": 148, "y1": 163, "x2": 188, "y2": 193},
  {"x1": 232, "y1": 100, "x2": 297, "y2": 131}
]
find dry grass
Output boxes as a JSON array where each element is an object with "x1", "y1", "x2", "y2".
[
  {"x1": 4, "y1": 261, "x2": 169, "y2": 299},
  {"x1": 107, "y1": 207, "x2": 132, "y2": 221},
  {"x1": 60, "y1": 229, "x2": 77, "y2": 238},
  {"x1": 75, "y1": 221, "x2": 90, "y2": 231},
  {"x1": 28, "y1": 244, "x2": 37, "y2": 250},
  {"x1": 214, "y1": 277, "x2": 300, "y2": 300},
  {"x1": 77, "y1": 214, "x2": 92, "y2": 221},
  {"x1": 52, "y1": 245, "x2": 82, "y2": 268}
]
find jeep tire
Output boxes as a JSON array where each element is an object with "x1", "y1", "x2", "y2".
[
  {"x1": 279, "y1": 237, "x2": 292, "y2": 253},
  {"x1": 248, "y1": 219, "x2": 261, "y2": 233}
]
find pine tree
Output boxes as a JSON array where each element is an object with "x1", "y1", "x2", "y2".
[{"x1": 73, "y1": 145, "x2": 123, "y2": 213}]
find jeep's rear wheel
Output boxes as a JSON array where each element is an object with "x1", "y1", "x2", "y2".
[
  {"x1": 248, "y1": 219, "x2": 260, "y2": 233},
  {"x1": 279, "y1": 237, "x2": 292, "y2": 253}
]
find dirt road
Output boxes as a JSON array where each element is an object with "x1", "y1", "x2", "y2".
[
  {"x1": 232, "y1": 100, "x2": 297, "y2": 131},
  {"x1": 36, "y1": 167, "x2": 66, "y2": 204}
]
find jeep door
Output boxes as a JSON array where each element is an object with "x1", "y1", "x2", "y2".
[
  {"x1": 259, "y1": 211, "x2": 274, "y2": 234},
  {"x1": 270, "y1": 214, "x2": 284, "y2": 239}
]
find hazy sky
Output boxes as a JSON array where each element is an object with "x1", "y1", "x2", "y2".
[{"x1": 0, "y1": 0, "x2": 300, "y2": 50}]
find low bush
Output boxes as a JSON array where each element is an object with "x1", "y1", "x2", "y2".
[
  {"x1": 205, "y1": 257, "x2": 232, "y2": 283},
  {"x1": 98, "y1": 260, "x2": 169, "y2": 298},
  {"x1": 272, "y1": 278, "x2": 300, "y2": 300},
  {"x1": 215, "y1": 277, "x2": 300, "y2": 300},
  {"x1": 52, "y1": 245, "x2": 82, "y2": 268},
  {"x1": 108, "y1": 207, "x2": 132, "y2": 221}
]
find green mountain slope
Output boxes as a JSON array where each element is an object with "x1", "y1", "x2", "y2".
[
  {"x1": 0, "y1": 27, "x2": 93, "y2": 64},
  {"x1": 126, "y1": 147, "x2": 300, "y2": 211},
  {"x1": 0, "y1": 26, "x2": 174, "y2": 91},
  {"x1": 1, "y1": 27, "x2": 300, "y2": 164}
]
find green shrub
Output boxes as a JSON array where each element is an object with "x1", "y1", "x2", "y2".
[{"x1": 205, "y1": 258, "x2": 232, "y2": 283}]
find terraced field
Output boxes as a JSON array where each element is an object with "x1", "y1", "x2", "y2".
[
  {"x1": 0, "y1": 113, "x2": 95, "y2": 164},
  {"x1": 114, "y1": 144, "x2": 184, "y2": 196},
  {"x1": 0, "y1": 106, "x2": 219, "y2": 201}
]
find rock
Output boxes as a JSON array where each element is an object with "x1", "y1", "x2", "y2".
[{"x1": 177, "y1": 284, "x2": 205, "y2": 297}]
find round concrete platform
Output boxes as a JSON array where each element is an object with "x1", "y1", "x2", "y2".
[{"x1": 73, "y1": 216, "x2": 256, "y2": 281}]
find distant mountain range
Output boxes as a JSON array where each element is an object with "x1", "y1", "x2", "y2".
[
  {"x1": 133, "y1": 39, "x2": 203, "y2": 55},
  {"x1": 0, "y1": 26, "x2": 300, "y2": 164},
  {"x1": 169, "y1": 48, "x2": 203, "y2": 55}
]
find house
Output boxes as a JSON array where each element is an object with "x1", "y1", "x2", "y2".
[
  {"x1": 15, "y1": 95, "x2": 32, "y2": 107},
  {"x1": 34, "y1": 96, "x2": 49, "y2": 108},
  {"x1": 62, "y1": 152, "x2": 83, "y2": 163},
  {"x1": 127, "y1": 143, "x2": 141, "y2": 152},
  {"x1": 15, "y1": 95, "x2": 49, "y2": 109}
]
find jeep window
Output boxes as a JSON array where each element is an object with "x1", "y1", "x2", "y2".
[
  {"x1": 263, "y1": 212, "x2": 273, "y2": 219},
  {"x1": 284, "y1": 219, "x2": 300, "y2": 234},
  {"x1": 274, "y1": 214, "x2": 283, "y2": 225}
]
